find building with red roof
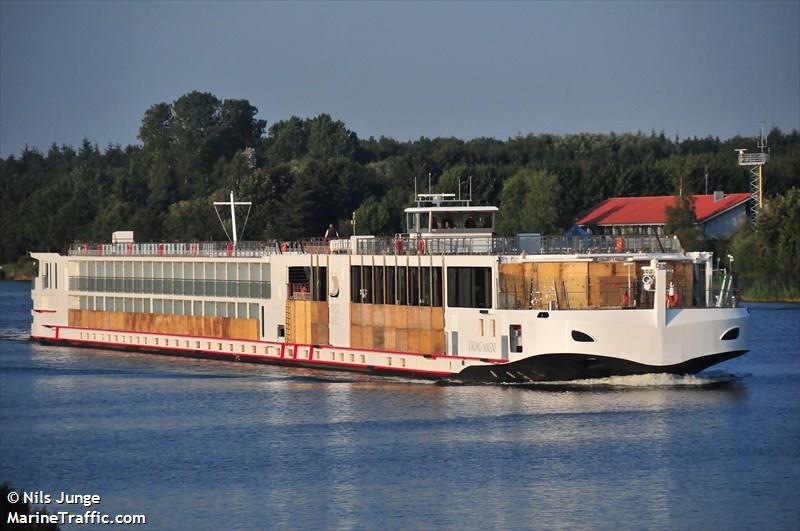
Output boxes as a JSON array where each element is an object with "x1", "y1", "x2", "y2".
[{"x1": 576, "y1": 191, "x2": 750, "y2": 239}]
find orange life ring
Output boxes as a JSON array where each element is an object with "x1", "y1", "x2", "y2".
[
  {"x1": 615, "y1": 237, "x2": 624, "y2": 252},
  {"x1": 418, "y1": 239, "x2": 426, "y2": 254},
  {"x1": 281, "y1": 242, "x2": 287, "y2": 253},
  {"x1": 667, "y1": 293, "x2": 679, "y2": 307}
]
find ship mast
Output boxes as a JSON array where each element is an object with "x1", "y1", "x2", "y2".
[{"x1": 213, "y1": 191, "x2": 252, "y2": 246}]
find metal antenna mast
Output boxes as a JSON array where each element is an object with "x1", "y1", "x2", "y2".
[
  {"x1": 213, "y1": 191, "x2": 252, "y2": 246},
  {"x1": 736, "y1": 124, "x2": 769, "y2": 222}
]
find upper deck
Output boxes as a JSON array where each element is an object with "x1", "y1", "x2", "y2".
[{"x1": 67, "y1": 234, "x2": 683, "y2": 259}]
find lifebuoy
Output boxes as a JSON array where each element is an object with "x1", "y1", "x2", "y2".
[
  {"x1": 226, "y1": 243, "x2": 233, "y2": 256},
  {"x1": 615, "y1": 237, "x2": 624, "y2": 252},
  {"x1": 667, "y1": 293, "x2": 679, "y2": 307},
  {"x1": 417, "y1": 239, "x2": 426, "y2": 255},
  {"x1": 281, "y1": 242, "x2": 287, "y2": 253},
  {"x1": 395, "y1": 239, "x2": 403, "y2": 254}
]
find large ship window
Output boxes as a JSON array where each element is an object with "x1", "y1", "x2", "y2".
[
  {"x1": 409, "y1": 267, "x2": 420, "y2": 306},
  {"x1": 350, "y1": 265, "x2": 442, "y2": 307},
  {"x1": 374, "y1": 266, "x2": 385, "y2": 305},
  {"x1": 447, "y1": 267, "x2": 492, "y2": 308},
  {"x1": 351, "y1": 266, "x2": 362, "y2": 302},
  {"x1": 289, "y1": 266, "x2": 326, "y2": 301},
  {"x1": 386, "y1": 267, "x2": 396, "y2": 304}
]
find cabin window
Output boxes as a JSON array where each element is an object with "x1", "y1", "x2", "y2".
[
  {"x1": 398, "y1": 267, "x2": 408, "y2": 305},
  {"x1": 386, "y1": 267, "x2": 396, "y2": 304},
  {"x1": 419, "y1": 212, "x2": 430, "y2": 231},
  {"x1": 447, "y1": 267, "x2": 491, "y2": 308},
  {"x1": 374, "y1": 266, "x2": 384, "y2": 305},
  {"x1": 407, "y1": 267, "x2": 418, "y2": 305},
  {"x1": 350, "y1": 265, "x2": 441, "y2": 307},
  {"x1": 420, "y1": 267, "x2": 431, "y2": 306},
  {"x1": 351, "y1": 266, "x2": 362, "y2": 303},
  {"x1": 362, "y1": 266, "x2": 373, "y2": 303}
]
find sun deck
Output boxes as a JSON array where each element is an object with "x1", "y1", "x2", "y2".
[{"x1": 68, "y1": 234, "x2": 682, "y2": 258}]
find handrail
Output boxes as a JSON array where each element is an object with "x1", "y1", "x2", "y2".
[{"x1": 69, "y1": 234, "x2": 683, "y2": 258}]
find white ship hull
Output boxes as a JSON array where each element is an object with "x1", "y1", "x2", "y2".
[{"x1": 30, "y1": 238, "x2": 749, "y2": 383}]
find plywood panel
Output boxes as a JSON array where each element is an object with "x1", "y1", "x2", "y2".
[
  {"x1": 431, "y1": 307, "x2": 444, "y2": 330},
  {"x1": 395, "y1": 328, "x2": 408, "y2": 351},
  {"x1": 407, "y1": 328, "x2": 420, "y2": 353},
  {"x1": 431, "y1": 331, "x2": 445, "y2": 354},
  {"x1": 372, "y1": 327, "x2": 385, "y2": 349},
  {"x1": 70, "y1": 310, "x2": 258, "y2": 340}
]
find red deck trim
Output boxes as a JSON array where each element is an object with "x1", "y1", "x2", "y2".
[
  {"x1": 34, "y1": 336, "x2": 453, "y2": 377},
  {"x1": 55, "y1": 325, "x2": 506, "y2": 363}
]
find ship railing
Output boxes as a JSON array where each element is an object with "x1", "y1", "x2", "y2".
[
  {"x1": 349, "y1": 234, "x2": 683, "y2": 256},
  {"x1": 68, "y1": 241, "x2": 282, "y2": 258},
  {"x1": 68, "y1": 234, "x2": 682, "y2": 258},
  {"x1": 497, "y1": 283, "x2": 739, "y2": 310}
]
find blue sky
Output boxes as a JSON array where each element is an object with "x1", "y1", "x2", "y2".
[{"x1": 1, "y1": 1, "x2": 798, "y2": 157}]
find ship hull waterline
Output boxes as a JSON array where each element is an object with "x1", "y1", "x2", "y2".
[{"x1": 32, "y1": 336, "x2": 747, "y2": 384}]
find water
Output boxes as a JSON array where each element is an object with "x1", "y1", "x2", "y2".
[{"x1": 1, "y1": 281, "x2": 798, "y2": 530}]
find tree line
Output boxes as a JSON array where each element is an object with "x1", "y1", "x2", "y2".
[{"x1": 1, "y1": 91, "x2": 798, "y2": 294}]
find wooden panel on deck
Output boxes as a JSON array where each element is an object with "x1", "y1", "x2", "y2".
[
  {"x1": 286, "y1": 300, "x2": 329, "y2": 345},
  {"x1": 68, "y1": 309, "x2": 258, "y2": 340},
  {"x1": 350, "y1": 303, "x2": 445, "y2": 355}
]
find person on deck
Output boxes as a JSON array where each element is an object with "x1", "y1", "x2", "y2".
[{"x1": 324, "y1": 224, "x2": 339, "y2": 241}]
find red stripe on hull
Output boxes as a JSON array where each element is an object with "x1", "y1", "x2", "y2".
[
  {"x1": 33, "y1": 336, "x2": 455, "y2": 379},
  {"x1": 53, "y1": 325, "x2": 505, "y2": 363}
]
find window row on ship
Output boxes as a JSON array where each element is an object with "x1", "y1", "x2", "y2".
[
  {"x1": 350, "y1": 265, "x2": 491, "y2": 309},
  {"x1": 69, "y1": 260, "x2": 271, "y2": 299},
  {"x1": 72, "y1": 295, "x2": 260, "y2": 320}
]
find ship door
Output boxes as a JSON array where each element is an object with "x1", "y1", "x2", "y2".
[{"x1": 509, "y1": 325, "x2": 523, "y2": 353}]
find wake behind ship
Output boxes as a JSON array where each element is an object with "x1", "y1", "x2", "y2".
[{"x1": 30, "y1": 192, "x2": 749, "y2": 383}]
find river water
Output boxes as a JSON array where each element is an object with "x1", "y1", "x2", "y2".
[{"x1": 1, "y1": 281, "x2": 798, "y2": 530}]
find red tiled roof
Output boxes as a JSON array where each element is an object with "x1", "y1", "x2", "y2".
[{"x1": 576, "y1": 193, "x2": 750, "y2": 226}]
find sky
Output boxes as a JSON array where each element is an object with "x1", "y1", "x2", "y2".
[{"x1": 1, "y1": 1, "x2": 798, "y2": 158}]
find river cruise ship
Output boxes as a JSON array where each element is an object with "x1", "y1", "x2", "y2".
[{"x1": 30, "y1": 193, "x2": 749, "y2": 382}]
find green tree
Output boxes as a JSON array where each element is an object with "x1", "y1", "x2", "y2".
[
  {"x1": 731, "y1": 188, "x2": 800, "y2": 298},
  {"x1": 354, "y1": 196, "x2": 391, "y2": 235},
  {"x1": 497, "y1": 169, "x2": 561, "y2": 235},
  {"x1": 665, "y1": 194, "x2": 704, "y2": 251}
]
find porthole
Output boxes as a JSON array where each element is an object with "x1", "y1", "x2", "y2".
[
  {"x1": 571, "y1": 330, "x2": 595, "y2": 342},
  {"x1": 721, "y1": 327, "x2": 740, "y2": 341}
]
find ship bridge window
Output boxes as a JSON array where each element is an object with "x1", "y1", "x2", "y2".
[{"x1": 447, "y1": 267, "x2": 491, "y2": 309}]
